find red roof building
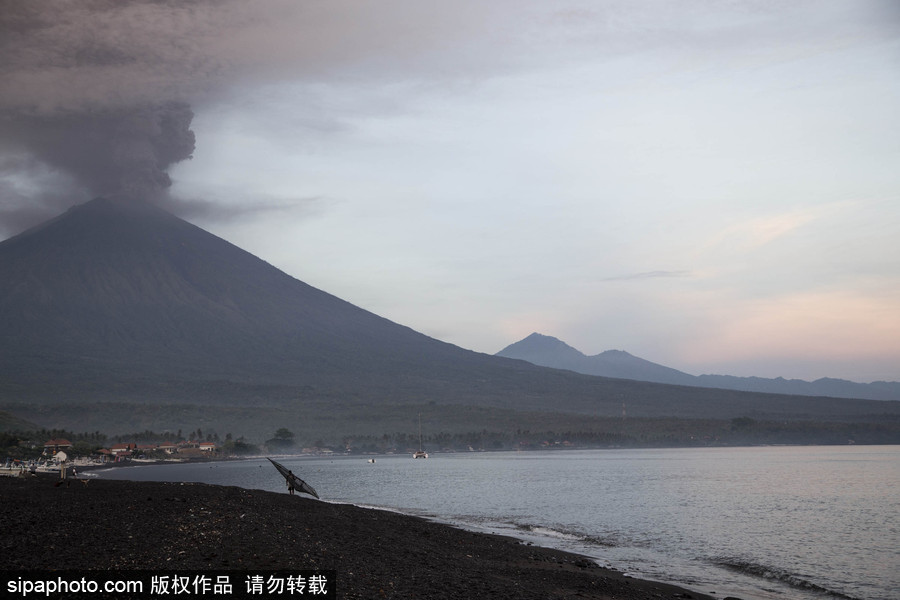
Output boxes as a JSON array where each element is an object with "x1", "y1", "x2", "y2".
[
  {"x1": 110, "y1": 443, "x2": 136, "y2": 456},
  {"x1": 43, "y1": 439, "x2": 73, "y2": 453}
]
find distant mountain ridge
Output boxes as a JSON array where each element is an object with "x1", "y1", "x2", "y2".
[
  {"x1": 496, "y1": 333, "x2": 696, "y2": 386},
  {"x1": 497, "y1": 333, "x2": 900, "y2": 401}
]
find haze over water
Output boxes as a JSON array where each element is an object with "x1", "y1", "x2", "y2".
[{"x1": 95, "y1": 446, "x2": 899, "y2": 600}]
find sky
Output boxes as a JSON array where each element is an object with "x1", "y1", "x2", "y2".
[{"x1": 2, "y1": 0, "x2": 899, "y2": 382}]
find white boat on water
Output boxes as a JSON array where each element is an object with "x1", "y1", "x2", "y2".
[
  {"x1": 34, "y1": 464, "x2": 61, "y2": 473},
  {"x1": 413, "y1": 413, "x2": 428, "y2": 459}
]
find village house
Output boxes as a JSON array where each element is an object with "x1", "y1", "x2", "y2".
[
  {"x1": 43, "y1": 438, "x2": 73, "y2": 455},
  {"x1": 110, "y1": 442, "x2": 136, "y2": 457},
  {"x1": 97, "y1": 440, "x2": 219, "y2": 460},
  {"x1": 158, "y1": 442, "x2": 177, "y2": 454}
]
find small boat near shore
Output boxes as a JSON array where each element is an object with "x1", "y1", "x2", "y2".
[
  {"x1": 34, "y1": 464, "x2": 61, "y2": 474},
  {"x1": 413, "y1": 413, "x2": 428, "y2": 459}
]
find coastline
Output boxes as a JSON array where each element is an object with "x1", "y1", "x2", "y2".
[{"x1": 2, "y1": 475, "x2": 717, "y2": 600}]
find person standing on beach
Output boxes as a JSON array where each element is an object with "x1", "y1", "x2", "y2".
[{"x1": 286, "y1": 471, "x2": 295, "y2": 495}]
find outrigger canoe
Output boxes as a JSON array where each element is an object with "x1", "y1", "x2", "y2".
[{"x1": 267, "y1": 457, "x2": 319, "y2": 499}]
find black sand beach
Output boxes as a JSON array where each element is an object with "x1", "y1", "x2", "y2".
[{"x1": 2, "y1": 476, "x2": 716, "y2": 599}]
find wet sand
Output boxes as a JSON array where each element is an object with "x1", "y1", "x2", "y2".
[{"x1": 2, "y1": 475, "x2": 718, "y2": 599}]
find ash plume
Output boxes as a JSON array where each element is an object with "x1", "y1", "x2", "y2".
[
  {"x1": 0, "y1": 0, "x2": 547, "y2": 235},
  {"x1": 0, "y1": 0, "x2": 215, "y2": 234},
  {"x1": 4, "y1": 103, "x2": 195, "y2": 203}
]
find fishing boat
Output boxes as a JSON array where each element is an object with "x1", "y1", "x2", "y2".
[{"x1": 413, "y1": 413, "x2": 428, "y2": 459}]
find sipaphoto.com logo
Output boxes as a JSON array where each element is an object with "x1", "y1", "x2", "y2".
[{"x1": 6, "y1": 575, "x2": 142, "y2": 597}]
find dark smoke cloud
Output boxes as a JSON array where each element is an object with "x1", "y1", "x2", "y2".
[
  {"x1": 0, "y1": 0, "x2": 222, "y2": 234},
  {"x1": 2, "y1": 103, "x2": 195, "y2": 202}
]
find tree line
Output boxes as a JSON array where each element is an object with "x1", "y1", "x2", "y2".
[{"x1": 4, "y1": 417, "x2": 898, "y2": 460}]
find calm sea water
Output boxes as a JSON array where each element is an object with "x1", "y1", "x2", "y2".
[{"x1": 93, "y1": 446, "x2": 899, "y2": 600}]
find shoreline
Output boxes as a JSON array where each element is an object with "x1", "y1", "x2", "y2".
[{"x1": 2, "y1": 475, "x2": 719, "y2": 600}]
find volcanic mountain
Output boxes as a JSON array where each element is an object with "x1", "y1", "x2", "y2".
[
  {"x1": 1, "y1": 198, "x2": 897, "y2": 439},
  {"x1": 0, "y1": 198, "x2": 500, "y2": 394}
]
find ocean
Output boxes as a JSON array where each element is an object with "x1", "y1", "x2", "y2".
[{"x1": 92, "y1": 445, "x2": 899, "y2": 600}]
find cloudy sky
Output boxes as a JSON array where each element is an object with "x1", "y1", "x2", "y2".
[{"x1": 2, "y1": 0, "x2": 899, "y2": 382}]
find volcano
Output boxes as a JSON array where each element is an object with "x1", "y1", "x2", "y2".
[
  {"x1": 0, "y1": 198, "x2": 506, "y2": 394},
  {"x1": 1, "y1": 198, "x2": 897, "y2": 438}
]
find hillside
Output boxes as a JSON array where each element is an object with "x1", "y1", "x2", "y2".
[
  {"x1": 497, "y1": 333, "x2": 696, "y2": 386},
  {"x1": 497, "y1": 333, "x2": 900, "y2": 401},
  {"x1": 2, "y1": 198, "x2": 898, "y2": 441}
]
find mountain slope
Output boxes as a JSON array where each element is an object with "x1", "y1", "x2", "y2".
[
  {"x1": 0, "y1": 198, "x2": 484, "y2": 385},
  {"x1": 497, "y1": 333, "x2": 696, "y2": 386},
  {"x1": 497, "y1": 333, "x2": 900, "y2": 401},
  {"x1": 2, "y1": 199, "x2": 898, "y2": 437},
  {"x1": 0, "y1": 199, "x2": 610, "y2": 411}
]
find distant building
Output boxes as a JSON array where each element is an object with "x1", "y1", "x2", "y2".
[
  {"x1": 110, "y1": 442, "x2": 136, "y2": 457},
  {"x1": 158, "y1": 442, "x2": 177, "y2": 454},
  {"x1": 43, "y1": 439, "x2": 73, "y2": 454}
]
